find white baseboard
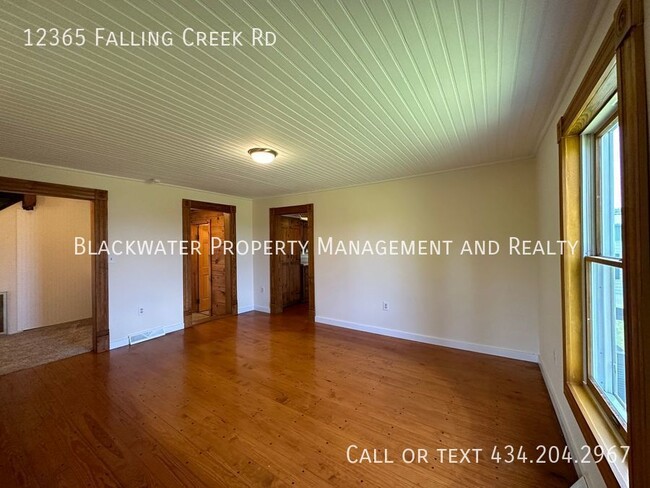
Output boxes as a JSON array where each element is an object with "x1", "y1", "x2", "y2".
[
  {"x1": 315, "y1": 315, "x2": 539, "y2": 363},
  {"x1": 238, "y1": 305, "x2": 254, "y2": 314},
  {"x1": 109, "y1": 337, "x2": 129, "y2": 350},
  {"x1": 538, "y1": 360, "x2": 585, "y2": 478},
  {"x1": 539, "y1": 359, "x2": 607, "y2": 487},
  {"x1": 163, "y1": 322, "x2": 184, "y2": 334},
  {"x1": 109, "y1": 322, "x2": 183, "y2": 350},
  {"x1": 110, "y1": 312, "x2": 538, "y2": 363},
  {"x1": 538, "y1": 360, "x2": 572, "y2": 442}
]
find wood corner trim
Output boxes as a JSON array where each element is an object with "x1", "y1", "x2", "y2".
[
  {"x1": 557, "y1": 117, "x2": 565, "y2": 143},
  {"x1": 614, "y1": 0, "x2": 644, "y2": 46},
  {"x1": 22, "y1": 194, "x2": 37, "y2": 210}
]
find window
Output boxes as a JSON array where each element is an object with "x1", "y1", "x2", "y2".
[
  {"x1": 557, "y1": 2, "x2": 650, "y2": 485},
  {"x1": 582, "y1": 115, "x2": 627, "y2": 435}
]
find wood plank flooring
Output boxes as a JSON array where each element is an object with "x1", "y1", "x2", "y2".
[{"x1": 0, "y1": 309, "x2": 577, "y2": 487}]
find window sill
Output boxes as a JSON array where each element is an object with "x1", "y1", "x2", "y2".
[{"x1": 565, "y1": 382, "x2": 629, "y2": 487}]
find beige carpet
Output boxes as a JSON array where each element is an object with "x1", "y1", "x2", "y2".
[{"x1": 0, "y1": 319, "x2": 93, "y2": 376}]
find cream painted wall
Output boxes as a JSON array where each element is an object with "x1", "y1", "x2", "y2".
[
  {"x1": 0, "y1": 157, "x2": 254, "y2": 348},
  {"x1": 0, "y1": 203, "x2": 18, "y2": 333},
  {"x1": 535, "y1": 1, "x2": 618, "y2": 487},
  {"x1": 253, "y1": 159, "x2": 540, "y2": 360},
  {"x1": 17, "y1": 196, "x2": 92, "y2": 330}
]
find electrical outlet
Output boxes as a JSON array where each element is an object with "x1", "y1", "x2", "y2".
[
  {"x1": 382, "y1": 301, "x2": 389, "y2": 312},
  {"x1": 260, "y1": 287, "x2": 264, "y2": 293},
  {"x1": 138, "y1": 307, "x2": 144, "y2": 316}
]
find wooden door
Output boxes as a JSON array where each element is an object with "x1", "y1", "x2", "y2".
[
  {"x1": 281, "y1": 217, "x2": 304, "y2": 307},
  {"x1": 210, "y1": 213, "x2": 227, "y2": 317},
  {"x1": 197, "y1": 223, "x2": 211, "y2": 313},
  {"x1": 190, "y1": 224, "x2": 199, "y2": 313}
]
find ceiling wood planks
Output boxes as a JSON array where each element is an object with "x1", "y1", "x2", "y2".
[{"x1": 0, "y1": 0, "x2": 601, "y2": 197}]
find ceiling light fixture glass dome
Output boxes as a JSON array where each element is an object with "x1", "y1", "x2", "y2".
[{"x1": 248, "y1": 148, "x2": 277, "y2": 164}]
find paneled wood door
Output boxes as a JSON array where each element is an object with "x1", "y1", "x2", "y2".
[
  {"x1": 197, "y1": 223, "x2": 212, "y2": 313},
  {"x1": 280, "y1": 217, "x2": 304, "y2": 307}
]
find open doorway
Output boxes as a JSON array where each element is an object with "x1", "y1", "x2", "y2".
[
  {"x1": 0, "y1": 177, "x2": 109, "y2": 375},
  {"x1": 269, "y1": 204, "x2": 314, "y2": 319},
  {"x1": 182, "y1": 200, "x2": 237, "y2": 327}
]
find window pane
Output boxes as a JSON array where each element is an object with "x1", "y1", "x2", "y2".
[
  {"x1": 598, "y1": 123, "x2": 622, "y2": 258},
  {"x1": 589, "y1": 261, "x2": 626, "y2": 424}
]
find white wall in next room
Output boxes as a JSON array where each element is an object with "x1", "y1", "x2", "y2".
[
  {"x1": 17, "y1": 196, "x2": 92, "y2": 331},
  {"x1": 0, "y1": 203, "x2": 18, "y2": 333}
]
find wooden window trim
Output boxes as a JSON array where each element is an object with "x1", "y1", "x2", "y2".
[
  {"x1": 0, "y1": 176, "x2": 109, "y2": 352},
  {"x1": 558, "y1": 0, "x2": 649, "y2": 486}
]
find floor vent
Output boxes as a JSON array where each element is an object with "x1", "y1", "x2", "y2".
[{"x1": 128, "y1": 327, "x2": 165, "y2": 346}]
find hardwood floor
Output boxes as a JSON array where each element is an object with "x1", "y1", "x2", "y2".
[{"x1": 0, "y1": 310, "x2": 576, "y2": 487}]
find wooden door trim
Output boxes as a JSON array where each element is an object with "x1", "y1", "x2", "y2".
[
  {"x1": 0, "y1": 176, "x2": 109, "y2": 352},
  {"x1": 182, "y1": 199, "x2": 237, "y2": 327},
  {"x1": 269, "y1": 204, "x2": 314, "y2": 319}
]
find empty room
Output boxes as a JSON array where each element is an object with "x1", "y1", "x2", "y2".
[{"x1": 0, "y1": 1, "x2": 648, "y2": 487}]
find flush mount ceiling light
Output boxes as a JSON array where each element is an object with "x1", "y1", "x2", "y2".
[{"x1": 248, "y1": 147, "x2": 277, "y2": 164}]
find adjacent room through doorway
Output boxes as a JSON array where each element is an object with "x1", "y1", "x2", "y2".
[
  {"x1": 0, "y1": 192, "x2": 93, "y2": 375},
  {"x1": 182, "y1": 200, "x2": 237, "y2": 327}
]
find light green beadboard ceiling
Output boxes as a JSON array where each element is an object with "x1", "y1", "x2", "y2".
[{"x1": 0, "y1": 0, "x2": 600, "y2": 197}]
